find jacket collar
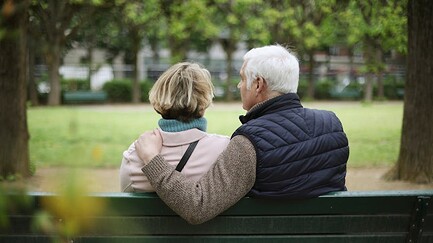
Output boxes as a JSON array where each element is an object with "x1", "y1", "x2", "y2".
[{"x1": 239, "y1": 93, "x2": 303, "y2": 124}]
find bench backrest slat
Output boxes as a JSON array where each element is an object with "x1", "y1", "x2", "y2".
[{"x1": 2, "y1": 191, "x2": 433, "y2": 243}]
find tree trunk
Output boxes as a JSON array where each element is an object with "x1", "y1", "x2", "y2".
[
  {"x1": 376, "y1": 71, "x2": 384, "y2": 100},
  {"x1": 169, "y1": 36, "x2": 188, "y2": 64},
  {"x1": 131, "y1": 30, "x2": 141, "y2": 103},
  {"x1": 46, "y1": 43, "x2": 62, "y2": 106},
  {"x1": 306, "y1": 51, "x2": 315, "y2": 100},
  {"x1": 221, "y1": 38, "x2": 235, "y2": 101},
  {"x1": 149, "y1": 38, "x2": 160, "y2": 64},
  {"x1": 131, "y1": 51, "x2": 141, "y2": 103},
  {"x1": 385, "y1": 0, "x2": 433, "y2": 183},
  {"x1": 375, "y1": 48, "x2": 385, "y2": 100},
  {"x1": 0, "y1": 0, "x2": 31, "y2": 178},
  {"x1": 363, "y1": 73, "x2": 374, "y2": 102},
  {"x1": 348, "y1": 46, "x2": 355, "y2": 81},
  {"x1": 27, "y1": 37, "x2": 39, "y2": 106},
  {"x1": 87, "y1": 46, "x2": 93, "y2": 90},
  {"x1": 325, "y1": 47, "x2": 331, "y2": 72},
  {"x1": 363, "y1": 40, "x2": 375, "y2": 102}
]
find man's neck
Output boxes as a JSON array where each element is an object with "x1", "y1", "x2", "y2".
[{"x1": 248, "y1": 91, "x2": 285, "y2": 112}]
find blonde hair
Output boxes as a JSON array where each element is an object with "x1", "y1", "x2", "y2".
[{"x1": 149, "y1": 62, "x2": 214, "y2": 122}]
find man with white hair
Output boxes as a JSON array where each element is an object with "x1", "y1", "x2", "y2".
[{"x1": 135, "y1": 45, "x2": 349, "y2": 225}]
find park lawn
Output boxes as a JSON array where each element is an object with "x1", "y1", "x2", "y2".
[
  {"x1": 28, "y1": 101, "x2": 403, "y2": 169},
  {"x1": 306, "y1": 102, "x2": 403, "y2": 167}
]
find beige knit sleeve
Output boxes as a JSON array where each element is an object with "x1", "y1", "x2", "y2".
[{"x1": 141, "y1": 135, "x2": 256, "y2": 225}]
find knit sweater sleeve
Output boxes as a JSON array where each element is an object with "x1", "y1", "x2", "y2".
[{"x1": 141, "y1": 135, "x2": 256, "y2": 225}]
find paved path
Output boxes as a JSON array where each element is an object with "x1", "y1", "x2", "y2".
[{"x1": 5, "y1": 166, "x2": 433, "y2": 193}]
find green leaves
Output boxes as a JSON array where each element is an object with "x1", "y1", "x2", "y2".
[{"x1": 344, "y1": 0, "x2": 407, "y2": 53}]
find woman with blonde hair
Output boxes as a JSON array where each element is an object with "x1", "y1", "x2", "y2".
[{"x1": 120, "y1": 62, "x2": 230, "y2": 192}]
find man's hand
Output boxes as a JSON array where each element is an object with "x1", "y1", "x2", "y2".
[{"x1": 134, "y1": 129, "x2": 163, "y2": 166}]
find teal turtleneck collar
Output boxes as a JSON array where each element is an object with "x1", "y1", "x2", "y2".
[{"x1": 158, "y1": 117, "x2": 207, "y2": 132}]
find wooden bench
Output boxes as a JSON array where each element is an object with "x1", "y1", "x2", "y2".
[
  {"x1": 1, "y1": 190, "x2": 433, "y2": 242},
  {"x1": 63, "y1": 91, "x2": 108, "y2": 104}
]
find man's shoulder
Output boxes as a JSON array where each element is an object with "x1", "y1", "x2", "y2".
[
  {"x1": 299, "y1": 106, "x2": 335, "y2": 114},
  {"x1": 299, "y1": 107, "x2": 339, "y2": 120}
]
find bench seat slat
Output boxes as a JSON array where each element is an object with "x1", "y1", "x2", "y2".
[
  {"x1": 27, "y1": 192, "x2": 429, "y2": 216},
  {"x1": 0, "y1": 234, "x2": 414, "y2": 243},
  {"x1": 424, "y1": 214, "x2": 433, "y2": 230},
  {"x1": 92, "y1": 215, "x2": 412, "y2": 235},
  {"x1": 63, "y1": 91, "x2": 107, "y2": 104}
]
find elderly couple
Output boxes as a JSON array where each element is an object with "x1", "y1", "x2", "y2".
[{"x1": 120, "y1": 45, "x2": 349, "y2": 225}]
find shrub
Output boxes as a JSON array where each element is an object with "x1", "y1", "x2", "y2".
[
  {"x1": 61, "y1": 78, "x2": 90, "y2": 91},
  {"x1": 212, "y1": 79, "x2": 241, "y2": 101},
  {"x1": 103, "y1": 79, "x2": 132, "y2": 102},
  {"x1": 297, "y1": 78, "x2": 308, "y2": 99},
  {"x1": 330, "y1": 81, "x2": 363, "y2": 100},
  {"x1": 103, "y1": 79, "x2": 154, "y2": 103},
  {"x1": 140, "y1": 81, "x2": 153, "y2": 103},
  {"x1": 315, "y1": 78, "x2": 337, "y2": 100},
  {"x1": 382, "y1": 75, "x2": 405, "y2": 100}
]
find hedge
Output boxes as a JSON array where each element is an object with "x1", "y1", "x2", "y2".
[{"x1": 102, "y1": 79, "x2": 153, "y2": 103}]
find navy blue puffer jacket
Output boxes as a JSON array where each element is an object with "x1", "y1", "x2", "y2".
[{"x1": 232, "y1": 93, "x2": 349, "y2": 198}]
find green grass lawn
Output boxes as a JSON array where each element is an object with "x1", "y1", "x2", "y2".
[
  {"x1": 28, "y1": 101, "x2": 403, "y2": 169},
  {"x1": 306, "y1": 102, "x2": 403, "y2": 167}
]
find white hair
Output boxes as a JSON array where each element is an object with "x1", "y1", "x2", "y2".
[{"x1": 242, "y1": 45, "x2": 299, "y2": 93}]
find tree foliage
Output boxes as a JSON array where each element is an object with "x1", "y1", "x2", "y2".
[
  {"x1": 29, "y1": 0, "x2": 408, "y2": 102},
  {"x1": 342, "y1": 0, "x2": 407, "y2": 101},
  {"x1": 113, "y1": 0, "x2": 161, "y2": 103},
  {"x1": 1, "y1": 0, "x2": 425, "y2": 184},
  {"x1": 161, "y1": 0, "x2": 218, "y2": 63},
  {"x1": 212, "y1": 0, "x2": 267, "y2": 101},
  {"x1": 29, "y1": 0, "x2": 104, "y2": 105},
  {"x1": 264, "y1": 0, "x2": 340, "y2": 99}
]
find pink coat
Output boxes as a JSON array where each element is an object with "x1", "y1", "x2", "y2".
[{"x1": 120, "y1": 128, "x2": 230, "y2": 192}]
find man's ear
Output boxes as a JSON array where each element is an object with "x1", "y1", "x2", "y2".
[{"x1": 255, "y1": 76, "x2": 267, "y2": 95}]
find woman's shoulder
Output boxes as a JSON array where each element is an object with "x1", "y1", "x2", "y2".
[
  {"x1": 203, "y1": 133, "x2": 230, "y2": 140},
  {"x1": 200, "y1": 132, "x2": 230, "y2": 146},
  {"x1": 122, "y1": 141, "x2": 138, "y2": 161}
]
